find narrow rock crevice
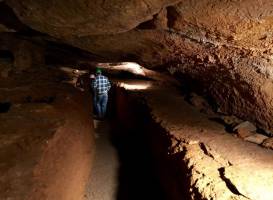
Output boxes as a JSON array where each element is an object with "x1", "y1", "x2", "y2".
[
  {"x1": 166, "y1": 6, "x2": 179, "y2": 29},
  {"x1": 199, "y1": 142, "x2": 215, "y2": 159},
  {"x1": 218, "y1": 167, "x2": 251, "y2": 199}
]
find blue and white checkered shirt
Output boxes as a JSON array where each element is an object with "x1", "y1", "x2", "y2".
[{"x1": 92, "y1": 75, "x2": 111, "y2": 94}]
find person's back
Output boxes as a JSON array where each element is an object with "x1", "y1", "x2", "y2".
[
  {"x1": 93, "y1": 74, "x2": 111, "y2": 95},
  {"x1": 91, "y1": 68, "x2": 111, "y2": 119}
]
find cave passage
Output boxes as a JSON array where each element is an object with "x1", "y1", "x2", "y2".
[
  {"x1": 82, "y1": 69, "x2": 273, "y2": 200},
  {"x1": 84, "y1": 76, "x2": 167, "y2": 200},
  {"x1": 1, "y1": 1, "x2": 273, "y2": 199}
]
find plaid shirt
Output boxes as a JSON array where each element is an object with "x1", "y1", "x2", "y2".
[{"x1": 92, "y1": 75, "x2": 111, "y2": 94}]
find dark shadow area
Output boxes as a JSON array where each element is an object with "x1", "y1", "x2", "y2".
[
  {"x1": 108, "y1": 88, "x2": 167, "y2": 200},
  {"x1": 0, "y1": 102, "x2": 11, "y2": 113},
  {"x1": 208, "y1": 117, "x2": 234, "y2": 133},
  {"x1": 23, "y1": 95, "x2": 56, "y2": 104},
  {"x1": 0, "y1": 2, "x2": 28, "y2": 31},
  {"x1": 0, "y1": 2, "x2": 43, "y2": 36},
  {"x1": 110, "y1": 129, "x2": 166, "y2": 200},
  {"x1": 136, "y1": 15, "x2": 157, "y2": 30},
  {"x1": 111, "y1": 136, "x2": 166, "y2": 200},
  {"x1": 0, "y1": 50, "x2": 14, "y2": 62}
]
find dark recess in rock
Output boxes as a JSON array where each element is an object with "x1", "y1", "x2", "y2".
[
  {"x1": 136, "y1": 16, "x2": 157, "y2": 30},
  {"x1": 0, "y1": 50, "x2": 14, "y2": 61},
  {"x1": 166, "y1": 6, "x2": 179, "y2": 29},
  {"x1": 0, "y1": 2, "x2": 28, "y2": 31},
  {"x1": 0, "y1": 102, "x2": 11, "y2": 113}
]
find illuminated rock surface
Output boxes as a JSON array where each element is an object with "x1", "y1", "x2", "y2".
[{"x1": 0, "y1": 1, "x2": 273, "y2": 199}]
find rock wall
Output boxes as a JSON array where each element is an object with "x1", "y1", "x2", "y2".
[
  {"x1": 112, "y1": 84, "x2": 273, "y2": 200},
  {"x1": 0, "y1": 34, "x2": 45, "y2": 71},
  {"x1": 0, "y1": 63, "x2": 95, "y2": 200},
  {"x1": 2, "y1": 0, "x2": 273, "y2": 131}
]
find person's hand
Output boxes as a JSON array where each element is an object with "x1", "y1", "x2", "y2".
[{"x1": 90, "y1": 74, "x2": 95, "y2": 79}]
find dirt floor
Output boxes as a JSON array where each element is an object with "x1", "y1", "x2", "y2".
[{"x1": 84, "y1": 120, "x2": 119, "y2": 200}]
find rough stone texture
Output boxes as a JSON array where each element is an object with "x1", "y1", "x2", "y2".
[
  {"x1": 0, "y1": 34, "x2": 45, "y2": 71},
  {"x1": 4, "y1": 0, "x2": 273, "y2": 132},
  {"x1": 114, "y1": 80, "x2": 273, "y2": 200},
  {"x1": 233, "y1": 121, "x2": 256, "y2": 139},
  {"x1": 234, "y1": 121, "x2": 256, "y2": 132},
  {"x1": 262, "y1": 138, "x2": 273, "y2": 150},
  {"x1": 0, "y1": 64, "x2": 95, "y2": 200},
  {"x1": 7, "y1": 0, "x2": 180, "y2": 37},
  {"x1": 236, "y1": 129, "x2": 255, "y2": 139},
  {"x1": 244, "y1": 134, "x2": 269, "y2": 145}
]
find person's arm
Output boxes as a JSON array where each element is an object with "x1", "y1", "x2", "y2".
[
  {"x1": 107, "y1": 79, "x2": 111, "y2": 91},
  {"x1": 75, "y1": 77, "x2": 81, "y2": 87},
  {"x1": 91, "y1": 79, "x2": 97, "y2": 90}
]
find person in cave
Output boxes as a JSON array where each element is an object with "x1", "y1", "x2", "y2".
[
  {"x1": 89, "y1": 73, "x2": 97, "y2": 116},
  {"x1": 91, "y1": 67, "x2": 111, "y2": 120}
]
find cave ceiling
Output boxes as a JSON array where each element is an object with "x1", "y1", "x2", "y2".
[{"x1": 0, "y1": 0, "x2": 272, "y2": 67}]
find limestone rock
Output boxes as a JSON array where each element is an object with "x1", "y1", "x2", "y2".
[
  {"x1": 233, "y1": 121, "x2": 256, "y2": 132},
  {"x1": 232, "y1": 121, "x2": 256, "y2": 139},
  {"x1": 7, "y1": 0, "x2": 179, "y2": 37},
  {"x1": 244, "y1": 134, "x2": 269, "y2": 145},
  {"x1": 261, "y1": 137, "x2": 273, "y2": 150}
]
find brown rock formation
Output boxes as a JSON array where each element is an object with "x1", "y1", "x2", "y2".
[
  {"x1": 2, "y1": 0, "x2": 273, "y2": 133},
  {"x1": 0, "y1": 63, "x2": 95, "y2": 199},
  {"x1": 2, "y1": 1, "x2": 273, "y2": 131}
]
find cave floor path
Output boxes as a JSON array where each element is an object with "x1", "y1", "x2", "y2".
[{"x1": 85, "y1": 120, "x2": 119, "y2": 200}]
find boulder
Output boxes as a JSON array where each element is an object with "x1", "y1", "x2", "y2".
[
  {"x1": 233, "y1": 121, "x2": 256, "y2": 137},
  {"x1": 236, "y1": 129, "x2": 255, "y2": 139},
  {"x1": 244, "y1": 134, "x2": 269, "y2": 145}
]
